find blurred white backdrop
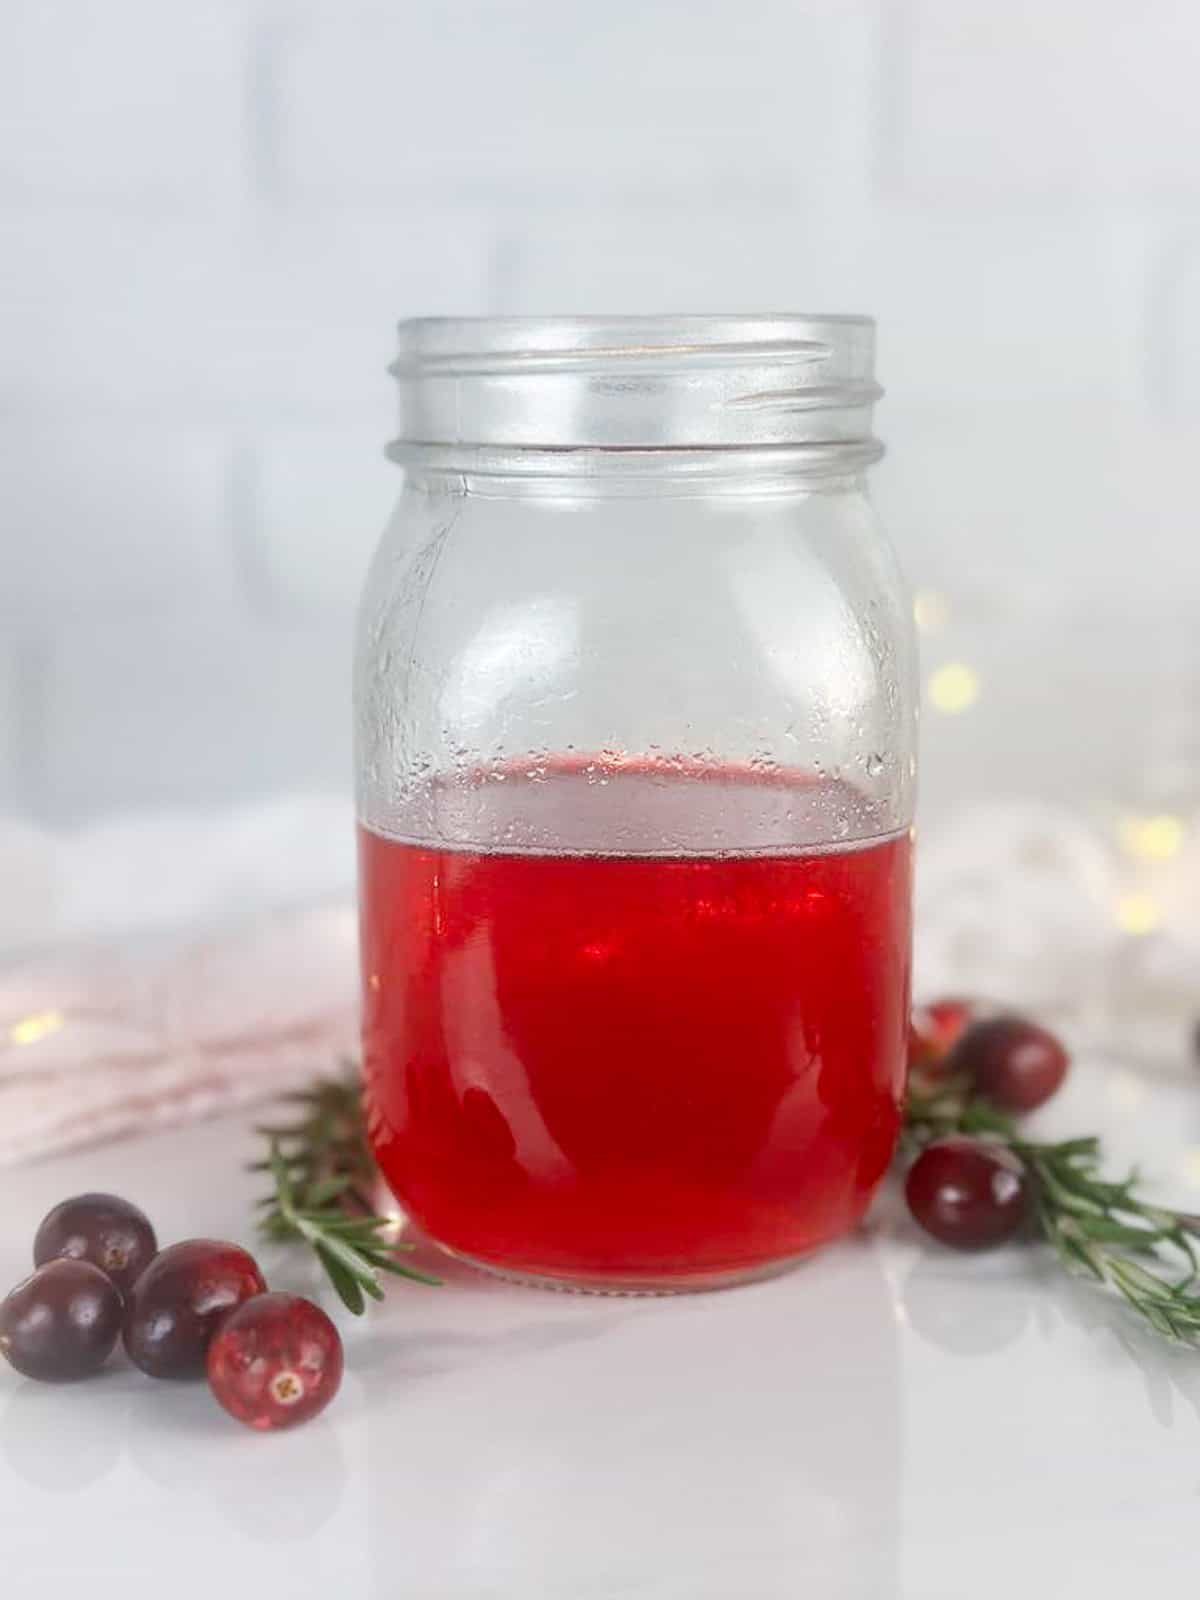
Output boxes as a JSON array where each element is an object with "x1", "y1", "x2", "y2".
[{"x1": 2, "y1": 0, "x2": 1198, "y2": 850}]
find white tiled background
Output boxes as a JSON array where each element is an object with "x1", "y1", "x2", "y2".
[{"x1": 4, "y1": 0, "x2": 1200, "y2": 834}]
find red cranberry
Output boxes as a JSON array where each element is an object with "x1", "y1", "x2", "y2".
[
  {"x1": 1, "y1": 1260, "x2": 123, "y2": 1381},
  {"x1": 123, "y1": 1240, "x2": 266, "y2": 1379},
  {"x1": 947, "y1": 1016, "x2": 1069, "y2": 1112},
  {"x1": 207, "y1": 1294, "x2": 343, "y2": 1431},
  {"x1": 905, "y1": 1135, "x2": 1030, "y2": 1250},
  {"x1": 909, "y1": 997, "x2": 978, "y2": 1074},
  {"x1": 34, "y1": 1192, "x2": 157, "y2": 1298}
]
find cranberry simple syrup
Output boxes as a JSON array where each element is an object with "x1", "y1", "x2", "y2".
[{"x1": 360, "y1": 761, "x2": 911, "y2": 1289}]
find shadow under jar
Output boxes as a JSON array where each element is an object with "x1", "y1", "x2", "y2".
[{"x1": 356, "y1": 315, "x2": 916, "y2": 1293}]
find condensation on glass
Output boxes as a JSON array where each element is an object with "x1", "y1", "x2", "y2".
[{"x1": 355, "y1": 315, "x2": 918, "y2": 1293}]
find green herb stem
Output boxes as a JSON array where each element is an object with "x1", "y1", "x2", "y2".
[{"x1": 252, "y1": 1070, "x2": 440, "y2": 1314}]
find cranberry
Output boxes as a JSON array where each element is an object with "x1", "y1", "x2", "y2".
[
  {"x1": 947, "y1": 1016, "x2": 1069, "y2": 1112},
  {"x1": 123, "y1": 1240, "x2": 266, "y2": 1379},
  {"x1": 905, "y1": 1135, "x2": 1030, "y2": 1249},
  {"x1": 907, "y1": 1021, "x2": 932, "y2": 1069},
  {"x1": 909, "y1": 997, "x2": 978, "y2": 1074},
  {"x1": 1, "y1": 1260, "x2": 123, "y2": 1381},
  {"x1": 207, "y1": 1294, "x2": 343, "y2": 1431},
  {"x1": 34, "y1": 1192, "x2": 157, "y2": 1298}
]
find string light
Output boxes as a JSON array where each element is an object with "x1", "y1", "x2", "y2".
[
  {"x1": 1115, "y1": 893, "x2": 1160, "y2": 936},
  {"x1": 928, "y1": 662, "x2": 980, "y2": 714},
  {"x1": 1118, "y1": 814, "x2": 1185, "y2": 861},
  {"x1": 8, "y1": 1009, "x2": 65, "y2": 1047}
]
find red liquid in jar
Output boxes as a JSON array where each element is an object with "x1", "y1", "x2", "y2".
[{"x1": 360, "y1": 765, "x2": 911, "y2": 1286}]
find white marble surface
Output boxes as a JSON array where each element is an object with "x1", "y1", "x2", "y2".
[{"x1": 3, "y1": 1057, "x2": 1200, "y2": 1599}]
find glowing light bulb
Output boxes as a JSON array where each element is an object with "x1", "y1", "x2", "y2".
[
  {"x1": 1118, "y1": 814, "x2": 1184, "y2": 861},
  {"x1": 8, "y1": 1009, "x2": 65, "y2": 1046},
  {"x1": 928, "y1": 662, "x2": 979, "y2": 714},
  {"x1": 1115, "y1": 893, "x2": 1160, "y2": 936}
]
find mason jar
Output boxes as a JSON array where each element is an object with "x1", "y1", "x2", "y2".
[{"x1": 356, "y1": 315, "x2": 916, "y2": 1292}]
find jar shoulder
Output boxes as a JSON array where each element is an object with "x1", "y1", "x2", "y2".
[
  {"x1": 355, "y1": 481, "x2": 916, "y2": 842},
  {"x1": 359, "y1": 482, "x2": 913, "y2": 681}
]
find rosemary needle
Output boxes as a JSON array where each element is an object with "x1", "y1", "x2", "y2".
[{"x1": 251, "y1": 1071, "x2": 440, "y2": 1314}]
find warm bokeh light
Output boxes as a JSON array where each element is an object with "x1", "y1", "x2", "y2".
[
  {"x1": 913, "y1": 590, "x2": 950, "y2": 632},
  {"x1": 1115, "y1": 893, "x2": 1160, "y2": 936},
  {"x1": 8, "y1": 1009, "x2": 66, "y2": 1047},
  {"x1": 1118, "y1": 813, "x2": 1185, "y2": 861},
  {"x1": 1106, "y1": 1069, "x2": 1147, "y2": 1112},
  {"x1": 1176, "y1": 1149, "x2": 1200, "y2": 1191},
  {"x1": 927, "y1": 661, "x2": 980, "y2": 714}
]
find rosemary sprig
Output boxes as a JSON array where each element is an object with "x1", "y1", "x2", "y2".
[
  {"x1": 905, "y1": 1072, "x2": 1200, "y2": 1342},
  {"x1": 251, "y1": 1067, "x2": 377, "y2": 1215},
  {"x1": 252, "y1": 1069, "x2": 440, "y2": 1313}
]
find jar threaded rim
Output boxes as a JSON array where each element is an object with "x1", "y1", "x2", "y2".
[{"x1": 390, "y1": 313, "x2": 881, "y2": 458}]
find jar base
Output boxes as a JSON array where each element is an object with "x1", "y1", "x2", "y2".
[{"x1": 434, "y1": 1241, "x2": 815, "y2": 1297}]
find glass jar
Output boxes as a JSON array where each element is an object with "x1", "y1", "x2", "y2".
[{"x1": 356, "y1": 315, "x2": 916, "y2": 1292}]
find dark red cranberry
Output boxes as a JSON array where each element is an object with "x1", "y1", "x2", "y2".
[
  {"x1": 905, "y1": 1135, "x2": 1030, "y2": 1250},
  {"x1": 909, "y1": 997, "x2": 978, "y2": 1074},
  {"x1": 947, "y1": 1016, "x2": 1069, "y2": 1112},
  {"x1": 207, "y1": 1293, "x2": 343, "y2": 1430},
  {"x1": 1, "y1": 1260, "x2": 123, "y2": 1381},
  {"x1": 123, "y1": 1240, "x2": 266, "y2": 1379},
  {"x1": 34, "y1": 1192, "x2": 157, "y2": 1298}
]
